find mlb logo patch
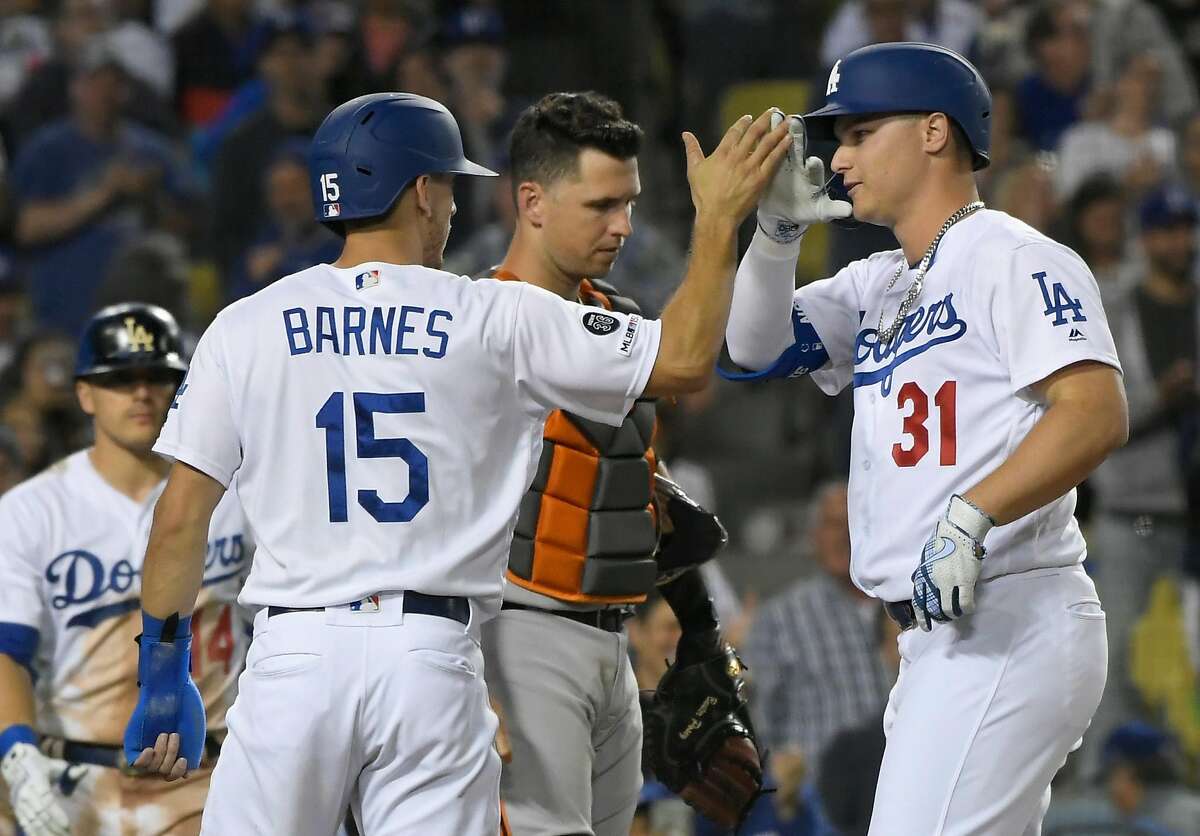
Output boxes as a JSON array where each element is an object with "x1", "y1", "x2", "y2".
[
  {"x1": 349, "y1": 594, "x2": 381, "y2": 613},
  {"x1": 355, "y1": 270, "x2": 380, "y2": 290},
  {"x1": 323, "y1": 202, "x2": 341, "y2": 218}
]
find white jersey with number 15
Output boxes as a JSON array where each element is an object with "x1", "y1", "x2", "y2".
[{"x1": 153, "y1": 262, "x2": 660, "y2": 618}]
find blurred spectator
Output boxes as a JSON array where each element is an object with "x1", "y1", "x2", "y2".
[
  {"x1": 95, "y1": 231, "x2": 191, "y2": 320},
  {"x1": 815, "y1": 616, "x2": 902, "y2": 836},
  {"x1": 1086, "y1": 185, "x2": 1198, "y2": 775},
  {"x1": 3, "y1": 2, "x2": 174, "y2": 154},
  {"x1": 0, "y1": 7, "x2": 52, "y2": 112},
  {"x1": 0, "y1": 425, "x2": 24, "y2": 495},
  {"x1": 991, "y1": 153, "x2": 1059, "y2": 232},
  {"x1": 1060, "y1": 175, "x2": 1141, "y2": 302},
  {"x1": 1044, "y1": 722, "x2": 1200, "y2": 834},
  {"x1": 210, "y1": 18, "x2": 327, "y2": 279},
  {"x1": 0, "y1": 252, "x2": 26, "y2": 378},
  {"x1": 106, "y1": 1, "x2": 174, "y2": 100},
  {"x1": 820, "y1": 0, "x2": 982, "y2": 69},
  {"x1": 228, "y1": 142, "x2": 340, "y2": 301},
  {"x1": 0, "y1": 330, "x2": 87, "y2": 473},
  {"x1": 1179, "y1": 111, "x2": 1200, "y2": 198},
  {"x1": 1014, "y1": 0, "x2": 1092, "y2": 153},
  {"x1": 745, "y1": 481, "x2": 892, "y2": 804},
  {"x1": 171, "y1": 0, "x2": 260, "y2": 129},
  {"x1": 1055, "y1": 52, "x2": 1175, "y2": 201},
  {"x1": 627, "y1": 593, "x2": 681, "y2": 692},
  {"x1": 439, "y1": 4, "x2": 513, "y2": 250},
  {"x1": 9, "y1": 41, "x2": 190, "y2": 335},
  {"x1": 1086, "y1": 0, "x2": 1199, "y2": 127}
]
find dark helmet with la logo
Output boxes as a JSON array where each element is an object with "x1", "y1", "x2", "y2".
[{"x1": 75, "y1": 303, "x2": 189, "y2": 381}]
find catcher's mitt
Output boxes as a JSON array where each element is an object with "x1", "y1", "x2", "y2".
[
  {"x1": 654, "y1": 473, "x2": 728, "y2": 584},
  {"x1": 641, "y1": 643, "x2": 764, "y2": 829}
]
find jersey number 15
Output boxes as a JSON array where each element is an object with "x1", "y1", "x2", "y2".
[{"x1": 315, "y1": 391, "x2": 430, "y2": 523}]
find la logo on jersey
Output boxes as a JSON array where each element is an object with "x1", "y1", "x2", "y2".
[
  {"x1": 123, "y1": 317, "x2": 155, "y2": 353},
  {"x1": 355, "y1": 269, "x2": 381, "y2": 290},
  {"x1": 1031, "y1": 271, "x2": 1087, "y2": 326},
  {"x1": 827, "y1": 60, "x2": 841, "y2": 95}
]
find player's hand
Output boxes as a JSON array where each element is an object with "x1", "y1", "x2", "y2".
[
  {"x1": 489, "y1": 696, "x2": 512, "y2": 764},
  {"x1": 123, "y1": 611, "x2": 207, "y2": 780},
  {"x1": 1, "y1": 742, "x2": 71, "y2": 836},
  {"x1": 911, "y1": 495, "x2": 994, "y2": 631},
  {"x1": 682, "y1": 109, "x2": 792, "y2": 226},
  {"x1": 130, "y1": 732, "x2": 190, "y2": 781},
  {"x1": 757, "y1": 112, "x2": 853, "y2": 244}
]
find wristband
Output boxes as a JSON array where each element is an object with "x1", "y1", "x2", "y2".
[{"x1": 0, "y1": 724, "x2": 36, "y2": 758}]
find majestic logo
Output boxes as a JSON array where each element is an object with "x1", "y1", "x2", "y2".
[
  {"x1": 123, "y1": 317, "x2": 155, "y2": 353},
  {"x1": 582, "y1": 311, "x2": 619, "y2": 336},
  {"x1": 355, "y1": 269, "x2": 380, "y2": 290},
  {"x1": 1068, "y1": 328, "x2": 1087, "y2": 342},
  {"x1": 827, "y1": 60, "x2": 841, "y2": 95},
  {"x1": 852, "y1": 292, "x2": 968, "y2": 395},
  {"x1": 1032, "y1": 271, "x2": 1087, "y2": 326}
]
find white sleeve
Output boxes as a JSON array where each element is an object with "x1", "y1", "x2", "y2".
[
  {"x1": 726, "y1": 230, "x2": 802, "y2": 370},
  {"x1": 0, "y1": 492, "x2": 46, "y2": 632},
  {"x1": 989, "y1": 241, "x2": 1123, "y2": 397},
  {"x1": 723, "y1": 230, "x2": 862, "y2": 396},
  {"x1": 154, "y1": 318, "x2": 243, "y2": 486},
  {"x1": 510, "y1": 283, "x2": 661, "y2": 426}
]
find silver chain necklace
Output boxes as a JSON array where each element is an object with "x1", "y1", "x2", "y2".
[{"x1": 876, "y1": 201, "x2": 985, "y2": 345}]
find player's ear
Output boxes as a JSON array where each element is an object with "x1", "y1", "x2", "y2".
[
  {"x1": 923, "y1": 113, "x2": 952, "y2": 158},
  {"x1": 413, "y1": 175, "x2": 434, "y2": 219},
  {"x1": 516, "y1": 180, "x2": 545, "y2": 228},
  {"x1": 75, "y1": 380, "x2": 95, "y2": 417}
]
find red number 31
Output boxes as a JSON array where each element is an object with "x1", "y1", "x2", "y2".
[{"x1": 892, "y1": 381, "x2": 957, "y2": 467}]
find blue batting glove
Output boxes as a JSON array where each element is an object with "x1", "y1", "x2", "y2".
[
  {"x1": 911, "y1": 496, "x2": 993, "y2": 631},
  {"x1": 123, "y1": 611, "x2": 206, "y2": 770}
]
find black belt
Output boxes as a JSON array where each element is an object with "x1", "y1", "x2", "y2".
[
  {"x1": 884, "y1": 600, "x2": 917, "y2": 632},
  {"x1": 501, "y1": 601, "x2": 631, "y2": 632},
  {"x1": 45, "y1": 735, "x2": 222, "y2": 771},
  {"x1": 267, "y1": 591, "x2": 470, "y2": 626}
]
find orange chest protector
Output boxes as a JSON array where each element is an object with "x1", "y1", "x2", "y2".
[{"x1": 495, "y1": 272, "x2": 659, "y2": 604}]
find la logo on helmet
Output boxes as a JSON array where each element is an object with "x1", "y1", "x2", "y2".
[{"x1": 827, "y1": 60, "x2": 841, "y2": 96}]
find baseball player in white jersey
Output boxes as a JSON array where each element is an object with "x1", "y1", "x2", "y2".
[
  {"x1": 120, "y1": 93, "x2": 791, "y2": 835},
  {"x1": 0, "y1": 303, "x2": 251, "y2": 836},
  {"x1": 723, "y1": 44, "x2": 1129, "y2": 834}
]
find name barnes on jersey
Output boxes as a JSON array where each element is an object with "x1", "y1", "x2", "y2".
[{"x1": 283, "y1": 303, "x2": 454, "y2": 358}]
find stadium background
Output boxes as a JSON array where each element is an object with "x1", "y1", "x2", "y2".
[{"x1": 0, "y1": 0, "x2": 1197, "y2": 833}]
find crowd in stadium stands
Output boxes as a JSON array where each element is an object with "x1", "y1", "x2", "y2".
[{"x1": 0, "y1": 0, "x2": 1198, "y2": 833}]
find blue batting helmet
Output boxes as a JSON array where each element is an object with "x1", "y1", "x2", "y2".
[
  {"x1": 803, "y1": 43, "x2": 992, "y2": 171},
  {"x1": 309, "y1": 92, "x2": 497, "y2": 226},
  {"x1": 75, "y1": 303, "x2": 188, "y2": 379}
]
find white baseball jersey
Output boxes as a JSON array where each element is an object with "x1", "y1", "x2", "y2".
[
  {"x1": 0, "y1": 450, "x2": 251, "y2": 745},
  {"x1": 729, "y1": 210, "x2": 1121, "y2": 601},
  {"x1": 154, "y1": 261, "x2": 660, "y2": 617}
]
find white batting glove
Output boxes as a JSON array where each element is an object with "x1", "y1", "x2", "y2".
[
  {"x1": 911, "y1": 495, "x2": 994, "y2": 631},
  {"x1": 756, "y1": 111, "x2": 853, "y2": 244},
  {"x1": 1, "y1": 743, "x2": 71, "y2": 836}
]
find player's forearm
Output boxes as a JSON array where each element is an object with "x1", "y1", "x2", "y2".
[
  {"x1": 726, "y1": 228, "x2": 801, "y2": 370},
  {"x1": 0, "y1": 654, "x2": 36, "y2": 731},
  {"x1": 644, "y1": 214, "x2": 739, "y2": 396},
  {"x1": 964, "y1": 381, "x2": 1128, "y2": 526}
]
